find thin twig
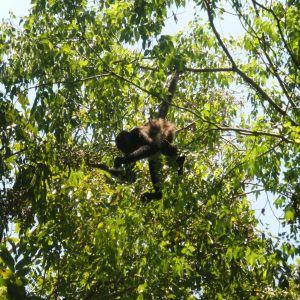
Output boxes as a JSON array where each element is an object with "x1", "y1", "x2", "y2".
[
  {"x1": 185, "y1": 67, "x2": 234, "y2": 73},
  {"x1": 170, "y1": 101, "x2": 292, "y2": 142},
  {"x1": 21, "y1": 73, "x2": 111, "y2": 92},
  {"x1": 247, "y1": 1, "x2": 297, "y2": 108}
]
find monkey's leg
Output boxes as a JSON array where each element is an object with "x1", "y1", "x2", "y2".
[
  {"x1": 141, "y1": 159, "x2": 163, "y2": 203},
  {"x1": 114, "y1": 144, "x2": 159, "y2": 167}
]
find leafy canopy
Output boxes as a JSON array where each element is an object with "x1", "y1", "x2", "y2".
[{"x1": 0, "y1": 0, "x2": 300, "y2": 299}]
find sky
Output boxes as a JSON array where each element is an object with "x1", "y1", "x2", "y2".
[{"x1": 0, "y1": 0, "x2": 31, "y2": 19}]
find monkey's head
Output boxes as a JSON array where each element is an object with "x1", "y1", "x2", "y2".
[
  {"x1": 148, "y1": 120, "x2": 160, "y2": 136},
  {"x1": 115, "y1": 130, "x2": 140, "y2": 154}
]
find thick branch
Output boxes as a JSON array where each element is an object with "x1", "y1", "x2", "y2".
[
  {"x1": 235, "y1": 69, "x2": 297, "y2": 126},
  {"x1": 23, "y1": 66, "x2": 231, "y2": 112},
  {"x1": 157, "y1": 71, "x2": 179, "y2": 118}
]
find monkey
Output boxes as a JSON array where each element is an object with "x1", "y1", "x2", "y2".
[
  {"x1": 88, "y1": 71, "x2": 183, "y2": 202},
  {"x1": 114, "y1": 118, "x2": 184, "y2": 171},
  {"x1": 114, "y1": 118, "x2": 185, "y2": 202}
]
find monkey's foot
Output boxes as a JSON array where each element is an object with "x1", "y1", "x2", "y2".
[{"x1": 141, "y1": 191, "x2": 162, "y2": 204}]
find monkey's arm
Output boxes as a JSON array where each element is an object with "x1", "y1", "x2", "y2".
[
  {"x1": 87, "y1": 163, "x2": 136, "y2": 183},
  {"x1": 114, "y1": 144, "x2": 160, "y2": 167},
  {"x1": 114, "y1": 142, "x2": 185, "y2": 174}
]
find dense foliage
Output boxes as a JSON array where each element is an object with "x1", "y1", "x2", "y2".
[{"x1": 0, "y1": 0, "x2": 300, "y2": 299}]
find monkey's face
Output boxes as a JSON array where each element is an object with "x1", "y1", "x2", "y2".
[
  {"x1": 148, "y1": 119, "x2": 161, "y2": 137},
  {"x1": 149, "y1": 125, "x2": 160, "y2": 137}
]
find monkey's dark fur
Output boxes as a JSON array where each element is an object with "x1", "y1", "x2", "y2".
[
  {"x1": 114, "y1": 118, "x2": 185, "y2": 202},
  {"x1": 115, "y1": 119, "x2": 177, "y2": 165}
]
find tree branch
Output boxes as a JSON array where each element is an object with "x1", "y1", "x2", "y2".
[
  {"x1": 169, "y1": 101, "x2": 292, "y2": 143},
  {"x1": 248, "y1": 0, "x2": 297, "y2": 109},
  {"x1": 87, "y1": 162, "x2": 136, "y2": 183},
  {"x1": 157, "y1": 71, "x2": 179, "y2": 118},
  {"x1": 204, "y1": 0, "x2": 298, "y2": 126},
  {"x1": 106, "y1": 69, "x2": 160, "y2": 99},
  {"x1": 252, "y1": 0, "x2": 300, "y2": 70},
  {"x1": 215, "y1": 125, "x2": 292, "y2": 143},
  {"x1": 136, "y1": 65, "x2": 234, "y2": 74},
  {"x1": 185, "y1": 67, "x2": 234, "y2": 73},
  {"x1": 22, "y1": 73, "x2": 111, "y2": 92}
]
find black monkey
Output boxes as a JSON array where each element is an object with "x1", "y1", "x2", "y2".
[
  {"x1": 114, "y1": 118, "x2": 183, "y2": 171},
  {"x1": 114, "y1": 118, "x2": 185, "y2": 202}
]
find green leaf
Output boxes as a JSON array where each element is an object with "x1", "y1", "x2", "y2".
[
  {"x1": 284, "y1": 207, "x2": 295, "y2": 221},
  {"x1": 0, "y1": 246, "x2": 15, "y2": 271}
]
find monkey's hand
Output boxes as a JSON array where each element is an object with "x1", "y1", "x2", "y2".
[{"x1": 114, "y1": 156, "x2": 125, "y2": 168}]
